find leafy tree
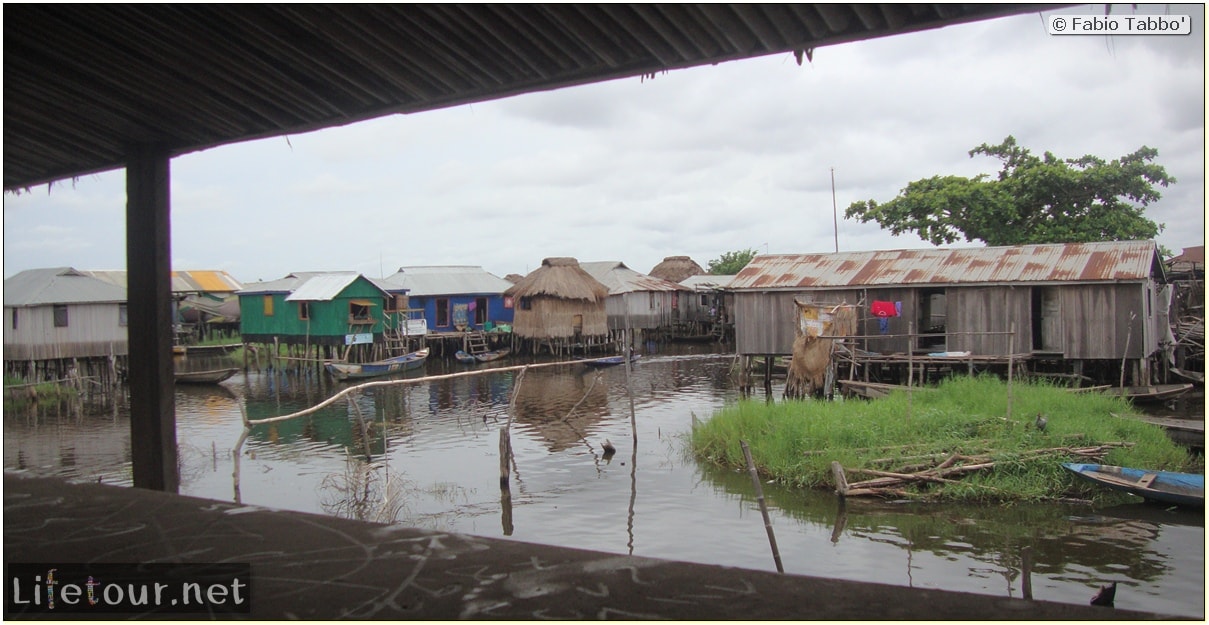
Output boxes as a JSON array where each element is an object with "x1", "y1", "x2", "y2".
[
  {"x1": 844, "y1": 136, "x2": 1172, "y2": 246},
  {"x1": 708, "y1": 248, "x2": 758, "y2": 275}
]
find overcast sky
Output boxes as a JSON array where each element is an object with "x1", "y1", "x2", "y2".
[{"x1": 3, "y1": 4, "x2": 1204, "y2": 284}]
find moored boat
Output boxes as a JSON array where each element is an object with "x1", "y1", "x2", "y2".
[
  {"x1": 580, "y1": 353, "x2": 640, "y2": 367},
  {"x1": 455, "y1": 348, "x2": 511, "y2": 364},
  {"x1": 326, "y1": 348, "x2": 429, "y2": 381},
  {"x1": 1061, "y1": 462, "x2": 1204, "y2": 507},
  {"x1": 174, "y1": 368, "x2": 238, "y2": 384},
  {"x1": 1102, "y1": 383, "x2": 1194, "y2": 403}
]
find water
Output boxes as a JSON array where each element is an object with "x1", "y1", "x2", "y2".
[{"x1": 4, "y1": 345, "x2": 1204, "y2": 618}]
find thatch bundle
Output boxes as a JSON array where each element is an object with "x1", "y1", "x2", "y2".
[
  {"x1": 505, "y1": 258, "x2": 609, "y2": 339},
  {"x1": 785, "y1": 304, "x2": 858, "y2": 399},
  {"x1": 648, "y1": 255, "x2": 705, "y2": 283}
]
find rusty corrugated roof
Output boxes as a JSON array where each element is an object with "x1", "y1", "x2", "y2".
[
  {"x1": 171, "y1": 270, "x2": 243, "y2": 293},
  {"x1": 728, "y1": 241, "x2": 1161, "y2": 290}
]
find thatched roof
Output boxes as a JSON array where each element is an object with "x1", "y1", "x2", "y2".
[
  {"x1": 504, "y1": 273, "x2": 525, "y2": 284},
  {"x1": 504, "y1": 258, "x2": 609, "y2": 301},
  {"x1": 649, "y1": 255, "x2": 706, "y2": 283}
]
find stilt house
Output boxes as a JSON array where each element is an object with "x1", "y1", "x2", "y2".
[
  {"x1": 679, "y1": 274, "x2": 735, "y2": 326},
  {"x1": 578, "y1": 261, "x2": 686, "y2": 337},
  {"x1": 3, "y1": 267, "x2": 130, "y2": 367},
  {"x1": 727, "y1": 241, "x2": 1173, "y2": 384},
  {"x1": 384, "y1": 266, "x2": 514, "y2": 333},
  {"x1": 237, "y1": 272, "x2": 395, "y2": 348},
  {"x1": 504, "y1": 258, "x2": 609, "y2": 354}
]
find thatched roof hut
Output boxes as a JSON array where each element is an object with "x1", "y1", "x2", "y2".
[
  {"x1": 649, "y1": 255, "x2": 705, "y2": 283},
  {"x1": 504, "y1": 258, "x2": 609, "y2": 339},
  {"x1": 504, "y1": 273, "x2": 525, "y2": 284}
]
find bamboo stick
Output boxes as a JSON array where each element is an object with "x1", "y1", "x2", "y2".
[{"x1": 741, "y1": 440, "x2": 783, "y2": 573}]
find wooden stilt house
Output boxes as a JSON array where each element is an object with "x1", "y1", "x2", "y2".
[
  {"x1": 727, "y1": 241, "x2": 1173, "y2": 385},
  {"x1": 237, "y1": 272, "x2": 395, "y2": 360},
  {"x1": 578, "y1": 261, "x2": 687, "y2": 341},
  {"x1": 3, "y1": 267, "x2": 130, "y2": 381},
  {"x1": 504, "y1": 258, "x2": 610, "y2": 355},
  {"x1": 384, "y1": 266, "x2": 514, "y2": 333}
]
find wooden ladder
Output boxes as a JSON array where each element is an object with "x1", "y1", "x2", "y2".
[{"x1": 466, "y1": 332, "x2": 489, "y2": 355}]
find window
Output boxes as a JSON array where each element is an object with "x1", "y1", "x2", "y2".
[
  {"x1": 53, "y1": 304, "x2": 68, "y2": 328},
  {"x1": 263, "y1": 295, "x2": 274, "y2": 317},
  {"x1": 349, "y1": 301, "x2": 372, "y2": 323},
  {"x1": 700, "y1": 294, "x2": 709, "y2": 306},
  {"x1": 520, "y1": 297, "x2": 531, "y2": 311},
  {"x1": 11, "y1": 309, "x2": 17, "y2": 330},
  {"x1": 298, "y1": 301, "x2": 310, "y2": 321},
  {"x1": 475, "y1": 297, "x2": 488, "y2": 325},
  {"x1": 119, "y1": 304, "x2": 128, "y2": 327},
  {"x1": 435, "y1": 298, "x2": 450, "y2": 327}
]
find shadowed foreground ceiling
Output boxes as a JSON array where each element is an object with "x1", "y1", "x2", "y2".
[{"x1": 4, "y1": 4, "x2": 1045, "y2": 190}]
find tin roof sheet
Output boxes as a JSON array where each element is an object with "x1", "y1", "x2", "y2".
[
  {"x1": 680, "y1": 275, "x2": 735, "y2": 290},
  {"x1": 579, "y1": 261, "x2": 687, "y2": 295},
  {"x1": 172, "y1": 270, "x2": 243, "y2": 292},
  {"x1": 286, "y1": 273, "x2": 368, "y2": 301},
  {"x1": 385, "y1": 266, "x2": 513, "y2": 296},
  {"x1": 4, "y1": 267, "x2": 127, "y2": 306},
  {"x1": 728, "y1": 241, "x2": 1161, "y2": 290}
]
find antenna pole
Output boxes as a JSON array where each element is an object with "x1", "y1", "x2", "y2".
[{"x1": 831, "y1": 167, "x2": 839, "y2": 253}]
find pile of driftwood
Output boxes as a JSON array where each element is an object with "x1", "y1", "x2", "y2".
[{"x1": 829, "y1": 441, "x2": 1134, "y2": 500}]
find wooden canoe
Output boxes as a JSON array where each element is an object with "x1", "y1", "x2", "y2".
[
  {"x1": 326, "y1": 348, "x2": 429, "y2": 381},
  {"x1": 1062, "y1": 463, "x2": 1204, "y2": 507},
  {"x1": 1102, "y1": 383, "x2": 1194, "y2": 403},
  {"x1": 455, "y1": 348, "x2": 511, "y2": 364},
  {"x1": 174, "y1": 368, "x2": 238, "y2": 384},
  {"x1": 580, "y1": 354, "x2": 640, "y2": 367}
]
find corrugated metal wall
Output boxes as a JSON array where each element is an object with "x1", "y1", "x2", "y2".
[
  {"x1": 604, "y1": 291, "x2": 677, "y2": 331},
  {"x1": 3, "y1": 303, "x2": 128, "y2": 360}
]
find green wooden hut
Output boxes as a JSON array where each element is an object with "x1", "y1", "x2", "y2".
[{"x1": 238, "y1": 272, "x2": 394, "y2": 347}]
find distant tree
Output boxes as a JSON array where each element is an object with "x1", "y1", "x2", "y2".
[
  {"x1": 708, "y1": 248, "x2": 758, "y2": 275},
  {"x1": 844, "y1": 136, "x2": 1172, "y2": 246}
]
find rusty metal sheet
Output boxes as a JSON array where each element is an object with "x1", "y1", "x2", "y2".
[{"x1": 727, "y1": 241, "x2": 1158, "y2": 290}]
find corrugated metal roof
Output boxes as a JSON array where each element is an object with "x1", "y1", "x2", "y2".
[
  {"x1": 4, "y1": 267, "x2": 127, "y2": 306},
  {"x1": 286, "y1": 272, "x2": 379, "y2": 302},
  {"x1": 580, "y1": 261, "x2": 687, "y2": 295},
  {"x1": 172, "y1": 270, "x2": 243, "y2": 293},
  {"x1": 680, "y1": 275, "x2": 735, "y2": 290},
  {"x1": 385, "y1": 266, "x2": 512, "y2": 296},
  {"x1": 728, "y1": 241, "x2": 1162, "y2": 290}
]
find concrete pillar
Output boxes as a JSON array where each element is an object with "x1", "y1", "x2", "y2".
[{"x1": 126, "y1": 145, "x2": 179, "y2": 492}]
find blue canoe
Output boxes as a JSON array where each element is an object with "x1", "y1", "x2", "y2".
[
  {"x1": 581, "y1": 353, "x2": 640, "y2": 367},
  {"x1": 1062, "y1": 463, "x2": 1204, "y2": 507},
  {"x1": 326, "y1": 348, "x2": 429, "y2": 381}
]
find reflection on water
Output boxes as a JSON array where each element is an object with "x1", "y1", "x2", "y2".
[{"x1": 3, "y1": 345, "x2": 1203, "y2": 618}]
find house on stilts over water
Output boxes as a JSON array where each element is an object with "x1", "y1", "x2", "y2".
[
  {"x1": 727, "y1": 240, "x2": 1179, "y2": 388},
  {"x1": 237, "y1": 272, "x2": 408, "y2": 366},
  {"x1": 504, "y1": 258, "x2": 611, "y2": 356},
  {"x1": 578, "y1": 261, "x2": 687, "y2": 346},
  {"x1": 3, "y1": 267, "x2": 130, "y2": 386},
  {"x1": 383, "y1": 265, "x2": 515, "y2": 357}
]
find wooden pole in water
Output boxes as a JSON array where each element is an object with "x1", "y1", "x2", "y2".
[
  {"x1": 1021, "y1": 546, "x2": 1034, "y2": 600},
  {"x1": 741, "y1": 440, "x2": 784, "y2": 573},
  {"x1": 498, "y1": 426, "x2": 512, "y2": 489}
]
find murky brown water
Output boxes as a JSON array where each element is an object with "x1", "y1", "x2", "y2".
[{"x1": 4, "y1": 344, "x2": 1204, "y2": 618}]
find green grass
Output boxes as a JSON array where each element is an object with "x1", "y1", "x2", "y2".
[
  {"x1": 3, "y1": 374, "x2": 80, "y2": 408},
  {"x1": 690, "y1": 375, "x2": 1198, "y2": 503}
]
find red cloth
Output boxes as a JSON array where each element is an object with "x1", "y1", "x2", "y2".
[{"x1": 871, "y1": 301, "x2": 898, "y2": 318}]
